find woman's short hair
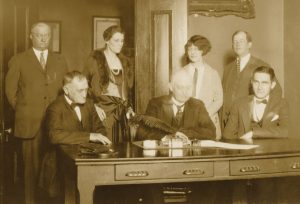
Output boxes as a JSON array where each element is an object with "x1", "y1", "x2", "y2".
[
  {"x1": 184, "y1": 35, "x2": 211, "y2": 56},
  {"x1": 103, "y1": 25, "x2": 124, "y2": 41}
]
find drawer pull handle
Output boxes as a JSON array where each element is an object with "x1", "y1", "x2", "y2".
[
  {"x1": 240, "y1": 166, "x2": 260, "y2": 173},
  {"x1": 125, "y1": 171, "x2": 149, "y2": 177},
  {"x1": 183, "y1": 169, "x2": 205, "y2": 175},
  {"x1": 291, "y1": 163, "x2": 300, "y2": 169}
]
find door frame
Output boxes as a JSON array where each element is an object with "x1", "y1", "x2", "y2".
[{"x1": 0, "y1": 0, "x2": 5, "y2": 201}]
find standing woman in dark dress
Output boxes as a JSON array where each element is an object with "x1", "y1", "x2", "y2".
[{"x1": 84, "y1": 25, "x2": 134, "y2": 143}]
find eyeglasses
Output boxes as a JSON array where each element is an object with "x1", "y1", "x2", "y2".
[{"x1": 32, "y1": 33, "x2": 51, "y2": 39}]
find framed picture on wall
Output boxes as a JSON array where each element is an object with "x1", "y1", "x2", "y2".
[
  {"x1": 42, "y1": 21, "x2": 61, "y2": 53},
  {"x1": 93, "y1": 17, "x2": 120, "y2": 50}
]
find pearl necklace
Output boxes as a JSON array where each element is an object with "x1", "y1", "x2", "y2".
[{"x1": 110, "y1": 68, "x2": 121, "y2": 75}]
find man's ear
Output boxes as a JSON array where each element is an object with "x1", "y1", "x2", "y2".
[
  {"x1": 248, "y1": 42, "x2": 252, "y2": 49},
  {"x1": 29, "y1": 33, "x2": 33, "y2": 40},
  {"x1": 271, "y1": 80, "x2": 276, "y2": 89},
  {"x1": 62, "y1": 85, "x2": 68, "y2": 95}
]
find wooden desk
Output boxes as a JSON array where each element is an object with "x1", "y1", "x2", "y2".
[{"x1": 61, "y1": 138, "x2": 300, "y2": 204}]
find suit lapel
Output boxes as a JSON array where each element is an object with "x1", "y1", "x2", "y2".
[
  {"x1": 162, "y1": 96, "x2": 174, "y2": 125},
  {"x1": 261, "y1": 95, "x2": 277, "y2": 124},
  {"x1": 182, "y1": 99, "x2": 194, "y2": 126},
  {"x1": 63, "y1": 97, "x2": 83, "y2": 127},
  {"x1": 241, "y1": 96, "x2": 253, "y2": 132},
  {"x1": 79, "y1": 105, "x2": 87, "y2": 129}
]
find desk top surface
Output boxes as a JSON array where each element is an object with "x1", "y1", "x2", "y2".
[{"x1": 60, "y1": 138, "x2": 300, "y2": 163}]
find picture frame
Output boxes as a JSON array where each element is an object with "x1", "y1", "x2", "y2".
[
  {"x1": 44, "y1": 21, "x2": 61, "y2": 53},
  {"x1": 188, "y1": 0, "x2": 255, "y2": 19},
  {"x1": 93, "y1": 17, "x2": 121, "y2": 50}
]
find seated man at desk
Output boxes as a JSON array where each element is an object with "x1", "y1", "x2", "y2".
[
  {"x1": 223, "y1": 66, "x2": 288, "y2": 140},
  {"x1": 136, "y1": 69, "x2": 216, "y2": 141},
  {"x1": 46, "y1": 70, "x2": 111, "y2": 145},
  {"x1": 40, "y1": 71, "x2": 111, "y2": 201}
]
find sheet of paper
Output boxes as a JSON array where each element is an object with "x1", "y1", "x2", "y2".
[{"x1": 199, "y1": 140, "x2": 259, "y2": 150}]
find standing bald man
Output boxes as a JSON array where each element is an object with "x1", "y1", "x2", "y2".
[{"x1": 5, "y1": 22, "x2": 68, "y2": 204}]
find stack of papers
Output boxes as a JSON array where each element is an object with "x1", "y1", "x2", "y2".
[{"x1": 199, "y1": 140, "x2": 259, "y2": 150}]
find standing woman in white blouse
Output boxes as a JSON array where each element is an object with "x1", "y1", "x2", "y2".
[
  {"x1": 183, "y1": 35, "x2": 223, "y2": 139},
  {"x1": 84, "y1": 25, "x2": 134, "y2": 143}
]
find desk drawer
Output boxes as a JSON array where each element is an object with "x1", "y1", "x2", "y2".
[
  {"x1": 230, "y1": 158, "x2": 286, "y2": 176},
  {"x1": 115, "y1": 162, "x2": 213, "y2": 181}
]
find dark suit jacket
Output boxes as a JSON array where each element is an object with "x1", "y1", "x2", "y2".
[
  {"x1": 46, "y1": 95, "x2": 106, "y2": 145},
  {"x1": 136, "y1": 96, "x2": 216, "y2": 140},
  {"x1": 5, "y1": 48, "x2": 68, "y2": 138},
  {"x1": 221, "y1": 56, "x2": 282, "y2": 130},
  {"x1": 223, "y1": 95, "x2": 289, "y2": 139}
]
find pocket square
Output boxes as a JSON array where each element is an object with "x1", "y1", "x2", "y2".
[{"x1": 271, "y1": 114, "x2": 279, "y2": 121}]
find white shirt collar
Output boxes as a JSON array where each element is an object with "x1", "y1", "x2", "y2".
[
  {"x1": 64, "y1": 95, "x2": 73, "y2": 105},
  {"x1": 239, "y1": 53, "x2": 251, "y2": 71},
  {"x1": 171, "y1": 97, "x2": 185, "y2": 106}
]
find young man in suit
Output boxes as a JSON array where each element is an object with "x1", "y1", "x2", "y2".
[
  {"x1": 5, "y1": 22, "x2": 68, "y2": 204},
  {"x1": 223, "y1": 66, "x2": 288, "y2": 139},
  {"x1": 136, "y1": 69, "x2": 216, "y2": 141},
  {"x1": 221, "y1": 30, "x2": 282, "y2": 130},
  {"x1": 223, "y1": 66, "x2": 288, "y2": 203},
  {"x1": 46, "y1": 71, "x2": 110, "y2": 145}
]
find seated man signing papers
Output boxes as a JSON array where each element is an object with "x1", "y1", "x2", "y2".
[
  {"x1": 223, "y1": 66, "x2": 288, "y2": 140},
  {"x1": 46, "y1": 71, "x2": 111, "y2": 145},
  {"x1": 135, "y1": 69, "x2": 216, "y2": 143}
]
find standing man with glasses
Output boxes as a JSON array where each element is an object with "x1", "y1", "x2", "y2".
[
  {"x1": 5, "y1": 22, "x2": 68, "y2": 204},
  {"x1": 221, "y1": 30, "x2": 282, "y2": 131}
]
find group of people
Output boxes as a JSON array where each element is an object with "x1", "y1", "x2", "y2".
[{"x1": 5, "y1": 21, "x2": 288, "y2": 204}]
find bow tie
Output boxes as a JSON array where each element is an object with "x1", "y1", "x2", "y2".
[{"x1": 256, "y1": 99, "x2": 268, "y2": 105}]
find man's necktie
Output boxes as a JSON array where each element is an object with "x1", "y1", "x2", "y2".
[
  {"x1": 174, "y1": 104, "x2": 184, "y2": 127},
  {"x1": 192, "y1": 68, "x2": 198, "y2": 97},
  {"x1": 236, "y1": 57, "x2": 240, "y2": 77},
  {"x1": 40, "y1": 52, "x2": 46, "y2": 69}
]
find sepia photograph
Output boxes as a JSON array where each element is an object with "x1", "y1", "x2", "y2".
[{"x1": 1, "y1": 0, "x2": 300, "y2": 204}]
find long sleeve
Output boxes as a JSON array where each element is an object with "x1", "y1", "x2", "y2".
[
  {"x1": 206, "y1": 70, "x2": 223, "y2": 117},
  {"x1": 5, "y1": 56, "x2": 20, "y2": 109},
  {"x1": 47, "y1": 104, "x2": 90, "y2": 145}
]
